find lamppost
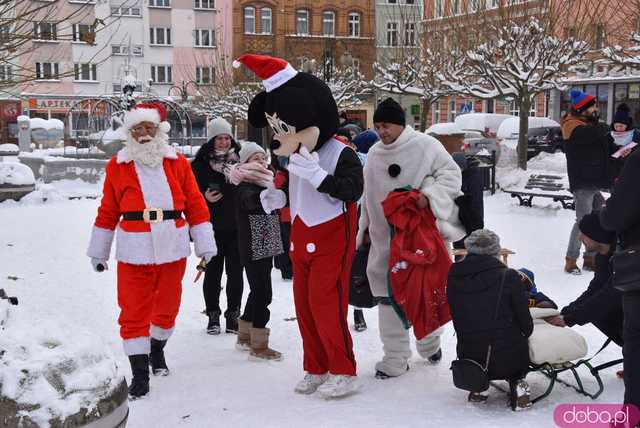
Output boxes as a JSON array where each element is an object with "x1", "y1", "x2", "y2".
[{"x1": 168, "y1": 80, "x2": 200, "y2": 103}]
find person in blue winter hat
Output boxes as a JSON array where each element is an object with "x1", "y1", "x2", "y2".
[
  {"x1": 352, "y1": 129, "x2": 379, "y2": 154},
  {"x1": 561, "y1": 89, "x2": 615, "y2": 275},
  {"x1": 517, "y1": 268, "x2": 557, "y2": 309}
]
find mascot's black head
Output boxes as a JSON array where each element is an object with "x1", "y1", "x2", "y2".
[{"x1": 235, "y1": 54, "x2": 338, "y2": 156}]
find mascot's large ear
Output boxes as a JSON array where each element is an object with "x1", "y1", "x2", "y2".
[{"x1": 248, "y1": 91, "x2": 268, "y2": 128}]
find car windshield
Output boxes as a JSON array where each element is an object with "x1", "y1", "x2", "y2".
[{"x1": 464, "y1": 131, "x2": 483, "y2": 138}]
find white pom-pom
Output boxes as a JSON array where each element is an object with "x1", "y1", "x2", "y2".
[
  {"x1": 232, "y1": 60, "x2": 242, "y2": 69},
  {"x1": 159, "y1": 121, "x2": 171, "y2": 134}
]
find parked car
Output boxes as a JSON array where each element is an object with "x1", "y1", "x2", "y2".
[
  {"x1": 526, "y1": 126, "x2": 563, "y2": 158},
  {"x1": 462, "y1": 129, "x2": 500, "y2": 155}
]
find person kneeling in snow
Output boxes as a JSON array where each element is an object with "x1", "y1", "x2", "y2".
[
  {"x1": 87, "y1": 103, "x2": 216, "y2": 399},
  {"x1": 231, "y1": 142, "x2": 287, "y2": 361}
]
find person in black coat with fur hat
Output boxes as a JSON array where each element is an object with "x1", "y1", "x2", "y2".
[
  {"x1": 191, "y1": 117, "x2": 244, "y2": 335},
  {"x1": 447, "y1": 229, "x2": 533, "y2": 409}
]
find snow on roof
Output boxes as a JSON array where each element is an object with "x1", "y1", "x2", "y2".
[
  {"x1": 0, "y1": 161, "x2": 35, "y2": 185},
  {"x1": 29, "y1": 117, "x2": 65, "y2": 130},
  {"x1": 454, "y1": 113, "x2": 513, "y2": 133},
  {"x1": 497, "y1": 117, "x2": 560, "y2": 139},
  {"x1": 426, "y1": 122, "x2": 464, "y2": 135}
]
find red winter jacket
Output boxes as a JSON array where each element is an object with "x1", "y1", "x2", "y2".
[{"x1": 382, "y1": 189, "x2": 452, "y2": 340}]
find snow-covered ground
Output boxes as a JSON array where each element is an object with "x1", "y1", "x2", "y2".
[{"x1": 0, "y1": 178, "x2": 625, "y2": 428}]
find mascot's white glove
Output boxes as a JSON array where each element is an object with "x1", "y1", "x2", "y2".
[
  {"x1": 287, "y1": 147, "x2": 328, "y2": 189},
  {"x1": 260, "y1": 188, "x2": 287, "y2": 214},
  {"x1": 91, "y1": 257, "x2": 108, "y2": 272}
]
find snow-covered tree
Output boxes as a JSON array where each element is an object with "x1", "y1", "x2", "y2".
[
  {"x1": 439, "y1": 17, "x2": 589, "y2": 169},
  {"x1": 603, "y1": 32, "x2": 640, "y2": 67},
  {"x1": 312, "y1": 63, "x2": 373, "y2": 111}
]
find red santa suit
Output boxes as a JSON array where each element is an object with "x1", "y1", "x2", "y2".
[{"x1": 87, "y1": 104, "x2": 216, "y2": 357}]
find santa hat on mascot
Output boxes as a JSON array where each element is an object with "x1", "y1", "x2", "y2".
[
  {"x1": 233, "y1": 54, "x2": 298, "y2": 93},
  {"x1": 124, "y1": 102, "x2": 171, "y2": 135}
]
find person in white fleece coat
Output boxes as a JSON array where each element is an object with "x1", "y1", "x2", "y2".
[{"x1": 357, "y1": 98, "x2": 466, "y2": 378}]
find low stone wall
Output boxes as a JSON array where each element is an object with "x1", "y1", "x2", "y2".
[{"x1": 19, "y1": 156, "x2": 108, "y2": 184}]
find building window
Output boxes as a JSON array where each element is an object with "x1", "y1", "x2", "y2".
[
  {"x1": 0, "y1": 65, "x2": 12, "y2": 82},
  {"x1": 149, "y1": 0, "x2": 170, "y2": 7},
  {"x1": 469, "y1": 0, "x2": 478, "y2": 12},
  {"x1": 34, "y1": 22, "x2": 57, "y2": 41},
  {"x1": 260, "y1": 8, "x2": 272, "y2": 34},
  {"x1": 451, "y1": 0, "x2": 461, "y2": 14},
  {"x1": 196, "y1": 66, "x2": 214, "y2": 84},
  {"x1": 406, "y1": 0, "x2": 415, "y2": 4},
  {"x1": 388, "y1": 0, "x2": 397, "y2": 3},
  {"x1": 112, "y1": 44, "x2": 143, "y2": 56},
  {"x1": 488, "y1": 0, "x2": 498, "y2": 8},
  {"x1": 113, "y1": 83, "x2": 142, "y2": 93},
  {"x1": 448, "y1": 98, "x2": 456, "y2": 122},
  {"x1": 72, "y1": 24, "x2": 92, "y2": 42},
  {"x1": 244, "y1": 7, "x2": 255, "y2": 34},
  {"x1": 434, "y1": 0, "x2": 443, "y2": 18},
  {"x1": 151, "y1": 65, "x2": 172, "y2": 84},
  {"x1": 194, "y1": 0, "x2": 214, "y2": 9},
  {"x1": 433, "y1": 101, "x2": 440, "y2": 124},
  {"x1": 322, "y1": 11, "x2": 335, "y2": 36},
  {"x1": 35, "y1": 62, "x2": 60, "y2": 80},
  {"x1": 195, "y1": 29, "x2": 215, "y2": 47},
  {"x1": 74, "y1": 63, "x2": 97, "y2": 81},
  {"x1": 386, "y1": 22, "x2": 398, "y2": 46},
  {"x1": 594, "y1": 24, "x2": 606, "y2": 49},
  {"x1": 149, "y1": 27, "x2": 171, "y2": 45},
  {"x1": 296, "y1": 10, "x2": 309, "y2": 35},
  {"x1": 111, "y1": 6, "x2": 141, "y2": 16},
  {"x1": 509, "y1": 99, "x2": 536, "y2": 117},
  {"x1": 404, "y1": 22, "x2": 415, "y2": 46},
  {"x1": 348, "y1": 12, "x2": 360, "y2": 37}
]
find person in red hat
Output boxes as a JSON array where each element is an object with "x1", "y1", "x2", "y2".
[
  {"x1": 87, "y1": 102, "x2": 217, "y2": 400},
  {"x1": 236, "y1": 53, "x2": 363, "y2": 398}
]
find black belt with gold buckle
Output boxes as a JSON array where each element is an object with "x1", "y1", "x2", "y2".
[{"x1": 122, "y1": 208, "x2": 182, "y2": 224}]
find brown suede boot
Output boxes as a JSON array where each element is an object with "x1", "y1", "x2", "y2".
[
  {"x1": 235, "y1": 319, "x2": 251, "y2": 352},
  {"x1": 564, "y1": 257, "x2": 581, "y2": 275},
  {"x1": 582, "y1": 255, "x2": 596, "y2": 272},
  {"x1": 249, "y1": 327, "x2": 283, "y2": 361}
]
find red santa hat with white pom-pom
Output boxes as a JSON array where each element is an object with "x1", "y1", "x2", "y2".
[
  {"x1": 124, "y1": 102, "x2": 171, "y2": 134},
  {"x1": 233, "y1": 54, "x2": 298, "y2": 93}
]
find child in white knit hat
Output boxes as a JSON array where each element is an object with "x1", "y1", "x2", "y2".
[{"x1": 234, "y1": 142, "x2": 287, "y2": 361}]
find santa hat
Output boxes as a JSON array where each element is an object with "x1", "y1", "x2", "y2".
[
  {"x1": 124, "y1": 102, "x2": 171, "y2": 134},
  {"x1": 233, "y1": 54, "x2": 298, "y2": 93}
]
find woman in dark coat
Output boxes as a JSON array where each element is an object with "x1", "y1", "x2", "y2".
[
  {"x1": 447, "y1": 229, "x2": 534, "y2": 409},
  {"x1": 191, "y1": 118, "x2": 244, "y2": 335}
]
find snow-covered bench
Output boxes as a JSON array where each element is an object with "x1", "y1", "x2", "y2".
[{"x1": 504, "y1": 174, "x2": 575, "y2": 210}]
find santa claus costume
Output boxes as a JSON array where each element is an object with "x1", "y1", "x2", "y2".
[
  {"x1": 236, "y1": 54, "x2": 364, "y2": 398},
  {"x1": 87, "y1": 102, "x2": 216, "y2": 399}
]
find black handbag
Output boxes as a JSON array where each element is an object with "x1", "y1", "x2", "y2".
[
  {"x1": 612, "y1": 248, "x2": 640, "y2": 292},
  {"x1": 349, "y1": 244, "x2": 376, "y2": 309},
  {"x1": 450, "y1": 271, "x2": 507, "y2": 393}
]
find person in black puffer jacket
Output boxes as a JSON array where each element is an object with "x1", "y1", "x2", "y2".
[
  {"x1": 561, "y1": 89, "x2": 614, "y2": 274},
  {"x1": 191, "y1": 118, "x2": 244, "y2": 335},
  {"x1": 600, "y1": 147, "x2": 640, "y2": 411},
  {"x1": 447, "y1": 229, "x2": 533, "y2": 409}
]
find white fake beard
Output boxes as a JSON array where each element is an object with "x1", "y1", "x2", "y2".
[{"x1": 125, "y1": 132, "x2": 168, "y2": 167}]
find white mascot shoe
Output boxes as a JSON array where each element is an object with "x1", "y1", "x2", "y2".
[
  {"x1": 316, "y1": 375, "x2": 358, "y2": 399},
  {"x1": 294, "y1": 373, "x2": 329, "y2": 394}
]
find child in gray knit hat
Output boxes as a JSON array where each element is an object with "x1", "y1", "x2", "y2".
[{"x1": 464, "y1": 229, "x2": 501, "y2": 258}]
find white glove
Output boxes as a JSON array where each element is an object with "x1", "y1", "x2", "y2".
[
  {"x1": 287, "y1": 147, "x2": 328, "y2": 188},
  {"x1": 260, "y1": 188, "x2": 287, "y2": 214},
  {"x1": 91, "y1": 258, "x2": 108, "y2": 272},
  {"x1": 201, "y1": 251, "x2": 216, "y2": 263}
]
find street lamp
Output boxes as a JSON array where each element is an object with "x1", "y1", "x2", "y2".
[{"x1": 168, "y1": 81, "x2": 200, "y2": 103}]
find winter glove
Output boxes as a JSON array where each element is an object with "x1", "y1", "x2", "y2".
[
  {"x1": 201, "y1": 252, "x2": 215, "y2": 264},
  {"x1": 260, "y1": 188, "x2": 287, "y2": 214},
  {"x1": 91, "y1": 258, "x2": 108, "y2": 272},
  {"x1": 287, "y1": 147, "x2": 328, "y2": 188}
]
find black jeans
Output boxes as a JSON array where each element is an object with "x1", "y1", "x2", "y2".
[
  {"x1": 240, "y1": 257, "x2": 273, "y2": 329},
  {"x1": 203, "y1": 230, "x2": 244, "y2": 317},
  {"x1": 274, "y1": 222, "x2": 292, "y2": 279},
  {"x1": 623, "y1": 291, "x2": 640, "y2": 407}
]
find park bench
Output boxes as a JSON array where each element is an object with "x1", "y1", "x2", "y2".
[{"x1": 504, "y1": 174, "x2": 575, "y2": 210}]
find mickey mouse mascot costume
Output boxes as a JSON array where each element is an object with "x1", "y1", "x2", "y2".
[
  {"x1": 235, "y1": 54, "x2": 363, "y2": 398},
  {"x1": 87, "y1": 102, "x2": 216, "y2": 399}
]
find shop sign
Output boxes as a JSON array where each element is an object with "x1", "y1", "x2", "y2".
[
  {"x1": 629, "y1": 84, "x2": 640, "y2": 100},
  {"x1": 28, "y1": 98, "x2": 74, "y2": 110},
  {"x1": 0, "y1": 101, "x2": 20, "y2": 120}
]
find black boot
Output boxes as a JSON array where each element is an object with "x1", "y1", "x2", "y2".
[
  {"x1": 225, "y1": 309, "x2": 239, "y2": 334},
  {"x1": 149, "y1": 338, "x2": 169, "y2": 376},
  {"x1": 128, "y1": 354, "x2": 150, "y2": 400},
  {"x1": 206, "y1": 311, "x2": 221, "y2": 335},
  {"x1": 354, "y1": 309, "x2": 367, "y2": 332},
  {"x1": 428, "y1": 348, "x2": 442, "y2": 365}
]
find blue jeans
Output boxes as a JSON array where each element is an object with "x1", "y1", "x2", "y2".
[{"x1": 566, "y1": 189, "x2": 605, "y2": 260}]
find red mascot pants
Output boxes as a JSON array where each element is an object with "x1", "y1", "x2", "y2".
[
  {"x1": 117, "y1": 259, "x2": 186, "y2": 346},
  {"x1": 290, "y1": 210, "x2": 357, "y2": 376}
]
